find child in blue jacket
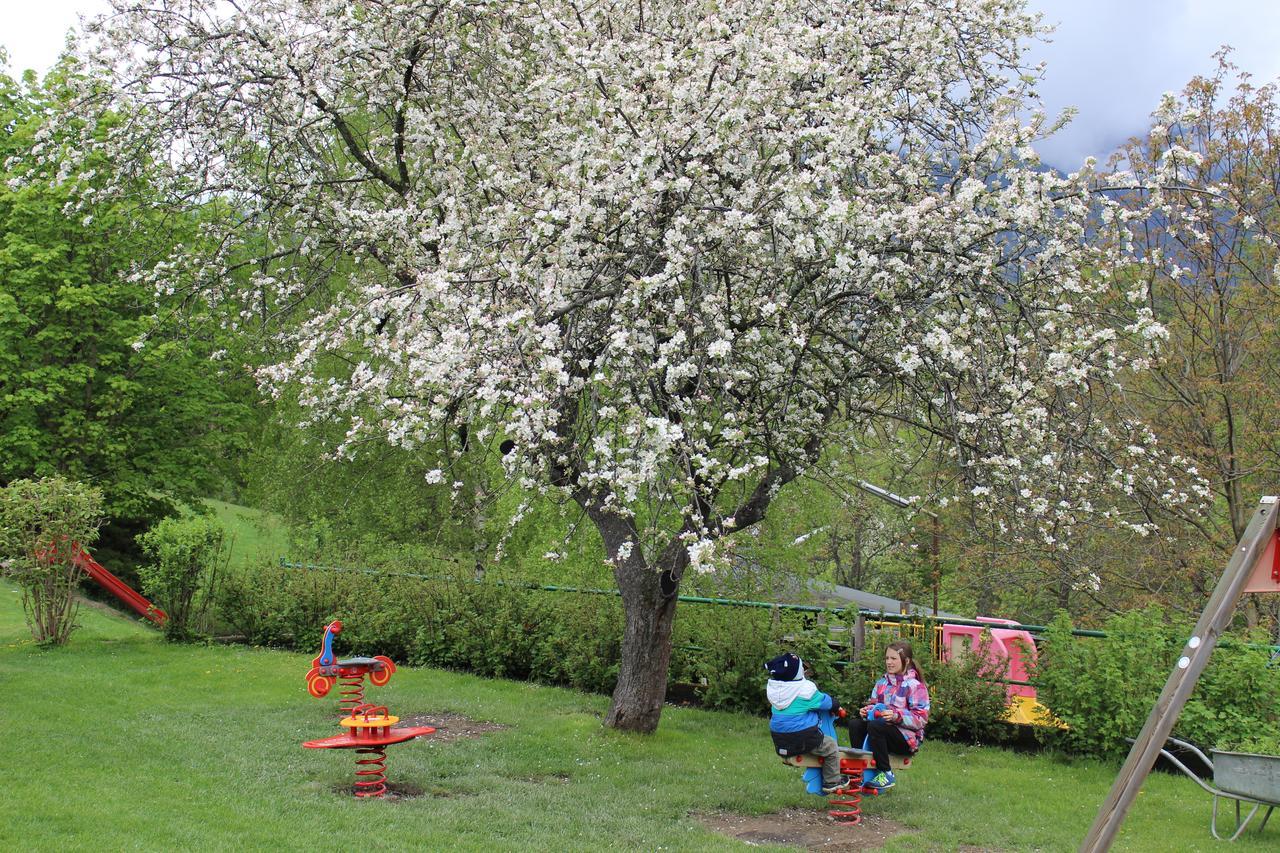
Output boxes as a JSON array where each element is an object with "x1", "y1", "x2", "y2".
[{"x1": 765, "y1": 652, "x2": 845, "y2": 793}]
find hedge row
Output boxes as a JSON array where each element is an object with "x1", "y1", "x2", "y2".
[{"x1": 217, "y1": 564, "x2": 1280, "y2": 757}]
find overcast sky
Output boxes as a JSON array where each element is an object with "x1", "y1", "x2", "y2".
[{"x1": 5, "y1": 0, "x2": 1280, "y2": 170}]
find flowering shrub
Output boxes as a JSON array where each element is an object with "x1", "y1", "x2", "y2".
[{"x1": 0, "y1": 477, "x2": 104, "y2": 645}]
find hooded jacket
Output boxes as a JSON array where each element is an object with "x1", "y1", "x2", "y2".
[
  {"x1": 766, "y1": 664, "x2": 839, "y2": 756},
  {"x1": 866, "y1": 667, "x2": 930, "y2": 751}
]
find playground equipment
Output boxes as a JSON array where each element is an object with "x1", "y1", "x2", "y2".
[
  {"x1": 856, "y1": 611, "x2": 1062, "y2": 728},
  {"x1": 1083, "y1": 496, "x2": 1280, "y2": 850},
  {"x1": 301, "y1": 623, "x2": 427, "y2": 798},
  {"x1": 40, "y1": 541, "x2": 167, "y2": 625},
  {"x1": 305, "y1": 621, "x2": 396, "y2": 713},
  {"x1": 778, "y1": 707, "x2": 911, "y2": 825},
  {"x1": 303, "y1": 703, "x2": 435, "y2": 798},
  {"x1": 938, "y1": 617, "x2": 1059, "y2": 727}
]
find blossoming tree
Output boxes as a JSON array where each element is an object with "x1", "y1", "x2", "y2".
[
  {"x1": 63, "y1": 0, "x2": 1198, "y2": 731},
  {"x1": 1114, "y1": 55, "x2": 1280, "y2": 618}
]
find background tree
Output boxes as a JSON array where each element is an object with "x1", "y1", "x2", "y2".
[
  {"x1": 1114, "y1": 53, "x2": 1280, "y2": 625},
  {"x1": 0, "y1": 65, "x2": 251, "y2": 571},
  {"x1": 64, "y1": 0, "x2": 1202, "y2": 732}
]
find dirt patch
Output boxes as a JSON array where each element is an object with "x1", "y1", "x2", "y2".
[
  {"x1": 518, "y1": 772, "x2": 571, "y2": 784},
  {"x1": 396, "y1": 711, "x2": 508, "y2": 743},
  {"x1": 329, "y1": 780, "x2": 426, "y2": 800},
  {"x1": 696, "y1": 808, "x2": 913, "y2": 851}
]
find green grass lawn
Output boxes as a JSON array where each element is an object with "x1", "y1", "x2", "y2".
[{"x1": 2, "y1": 588, "x2": 1273, "y2": 852}]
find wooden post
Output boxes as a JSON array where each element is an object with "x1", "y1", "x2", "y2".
[
  {"x1": 931, "y1": 512, "x2": 941, "y2": 617},
  {"x1": 853, "y1": 611, "x2": 865, "y2": 660},
  {"x1": 1079, "y1": 496, "x2": 1279, "y2": 852}
]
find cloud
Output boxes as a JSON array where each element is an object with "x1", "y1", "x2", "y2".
[
  {"x1": 1026, "y1": 0, "x2": 1280, "y2": 168},
  {"x1": 2, "y1": 0, "x2": 112, "y2": 78}
]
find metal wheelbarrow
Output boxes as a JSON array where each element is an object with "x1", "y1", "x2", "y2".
[{"x1": 1153, "y1": 737, "x2": 1278, "y2": 841}]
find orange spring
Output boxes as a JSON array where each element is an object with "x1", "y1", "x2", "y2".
[
  {"x1": 338, "y1": 674, "x2": 366, "y2": 715},
  {"x1": 354, "y1": 746, "x2": 387, "y2": 798},
  {"x1": 828, "y1": 785, "x2": 862, "y2": 825}
]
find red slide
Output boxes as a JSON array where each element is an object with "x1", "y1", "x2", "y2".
[{"x1": 74, "y1": 547, "x2": 168, "y2": 625}]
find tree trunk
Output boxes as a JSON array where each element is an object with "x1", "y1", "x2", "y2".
[
  {"x1": 603, "y1": 568, "x2": 678, "y2": 732},
  {"x1": 589, "y1": 513, "x2": 683, "y2": 734},
  {"x1": 579, "y1": 440, "x2": 809, "y2": 733},
  {"x1": 1056, "y1": 577, "x2": 1071, "y2": 612}
]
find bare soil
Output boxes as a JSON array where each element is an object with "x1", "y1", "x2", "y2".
[
  {"x1": 329, "y1": 779, "x2": 426, "y2": 800},
  {"x1": 696, "y1": 808, "x2": 914, "y2": 851},
  {"x1": 396, "y1": 710, "x2": 508, "y2": 742}
]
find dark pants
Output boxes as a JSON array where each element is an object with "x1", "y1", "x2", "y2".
[{"x1": 848, "y1": 717, "x2": 913, "y2": 772}]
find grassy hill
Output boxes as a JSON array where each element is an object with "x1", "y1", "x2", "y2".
[{"x1": 204, "y1": 497, "x2": 290, "y2": 572}]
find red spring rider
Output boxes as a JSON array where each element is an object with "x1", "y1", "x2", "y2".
[
  {"x1": 303, "y1": 703, "x2": 435, "y2": 798},
  {"x1": 780, "y1": 707, "x2": 897, "y2": 825},
  {"x1": 305, "y1": 620, "x2": 396, "y2": 713}
]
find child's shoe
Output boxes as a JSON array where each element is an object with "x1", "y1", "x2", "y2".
[
  {"x1": 865, "y1": 770, "x2": 895, "y2": 790},
  {"x1": 821, "y1": 776, "x2": 850, "y2": 794}
]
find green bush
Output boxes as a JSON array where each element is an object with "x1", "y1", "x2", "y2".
[
  {"x1": 525, "y1": 594, "x2": 622, "y2": 692},
  {"x1": 784, "y1": 612, "x2": 863, "y2": 711},
  {"x1": 673, "y1": 605, "x2": 778, "y2": 713},
  {"x1": 0, "y1": 476, "x2": 104, "y2": 645},
  {"x1": 217, "y1": 563, "x2": 824, "y2": 711},
  {"x1": 137, "y1": 515, "x2": 228, "y2": 640},
  {"x1": 925, "y1": 636, "x2": 1017, "y2": 745},
  {"x1": 1033, "y1": 609, "x2": 1280, "y2": 759},
  {"x1": 1217, "y1": 732, "x2": 1280, "y2": 755},
  {"x1": 1184, "y1": 631, "x2": 1280, "y2": 753}
]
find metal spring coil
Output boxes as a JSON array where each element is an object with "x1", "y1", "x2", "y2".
[
  {"x1": 338, "y1": 674, "x2": 366, "y2": 715},
  {"x1": 828, "y1": 783, "x2": 862, "y2": 825},
  {"x1": 354, "y1": 746, "x2": 388, "y2": 798}
]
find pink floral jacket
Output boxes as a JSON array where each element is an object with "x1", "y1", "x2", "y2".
[{"x1": 868, "y1": 668, "x2": 931, "y2": 751}]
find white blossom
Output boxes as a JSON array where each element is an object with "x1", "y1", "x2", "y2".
[{"x1": 46, "y1": 0, "x2": 1205, "y2": 570}]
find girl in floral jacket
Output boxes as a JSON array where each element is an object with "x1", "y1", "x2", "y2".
[{"x1": 847, "y1": 640, "x2": 930, "y2": 790}]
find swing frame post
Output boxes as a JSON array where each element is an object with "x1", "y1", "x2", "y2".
[{"x1": 1080, "y1": 495, "x2": 1280, "y2": 852}]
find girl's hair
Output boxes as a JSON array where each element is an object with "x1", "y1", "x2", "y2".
[{"x1": 887, "y1": 640, "x2": 927, "y2": 688}]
